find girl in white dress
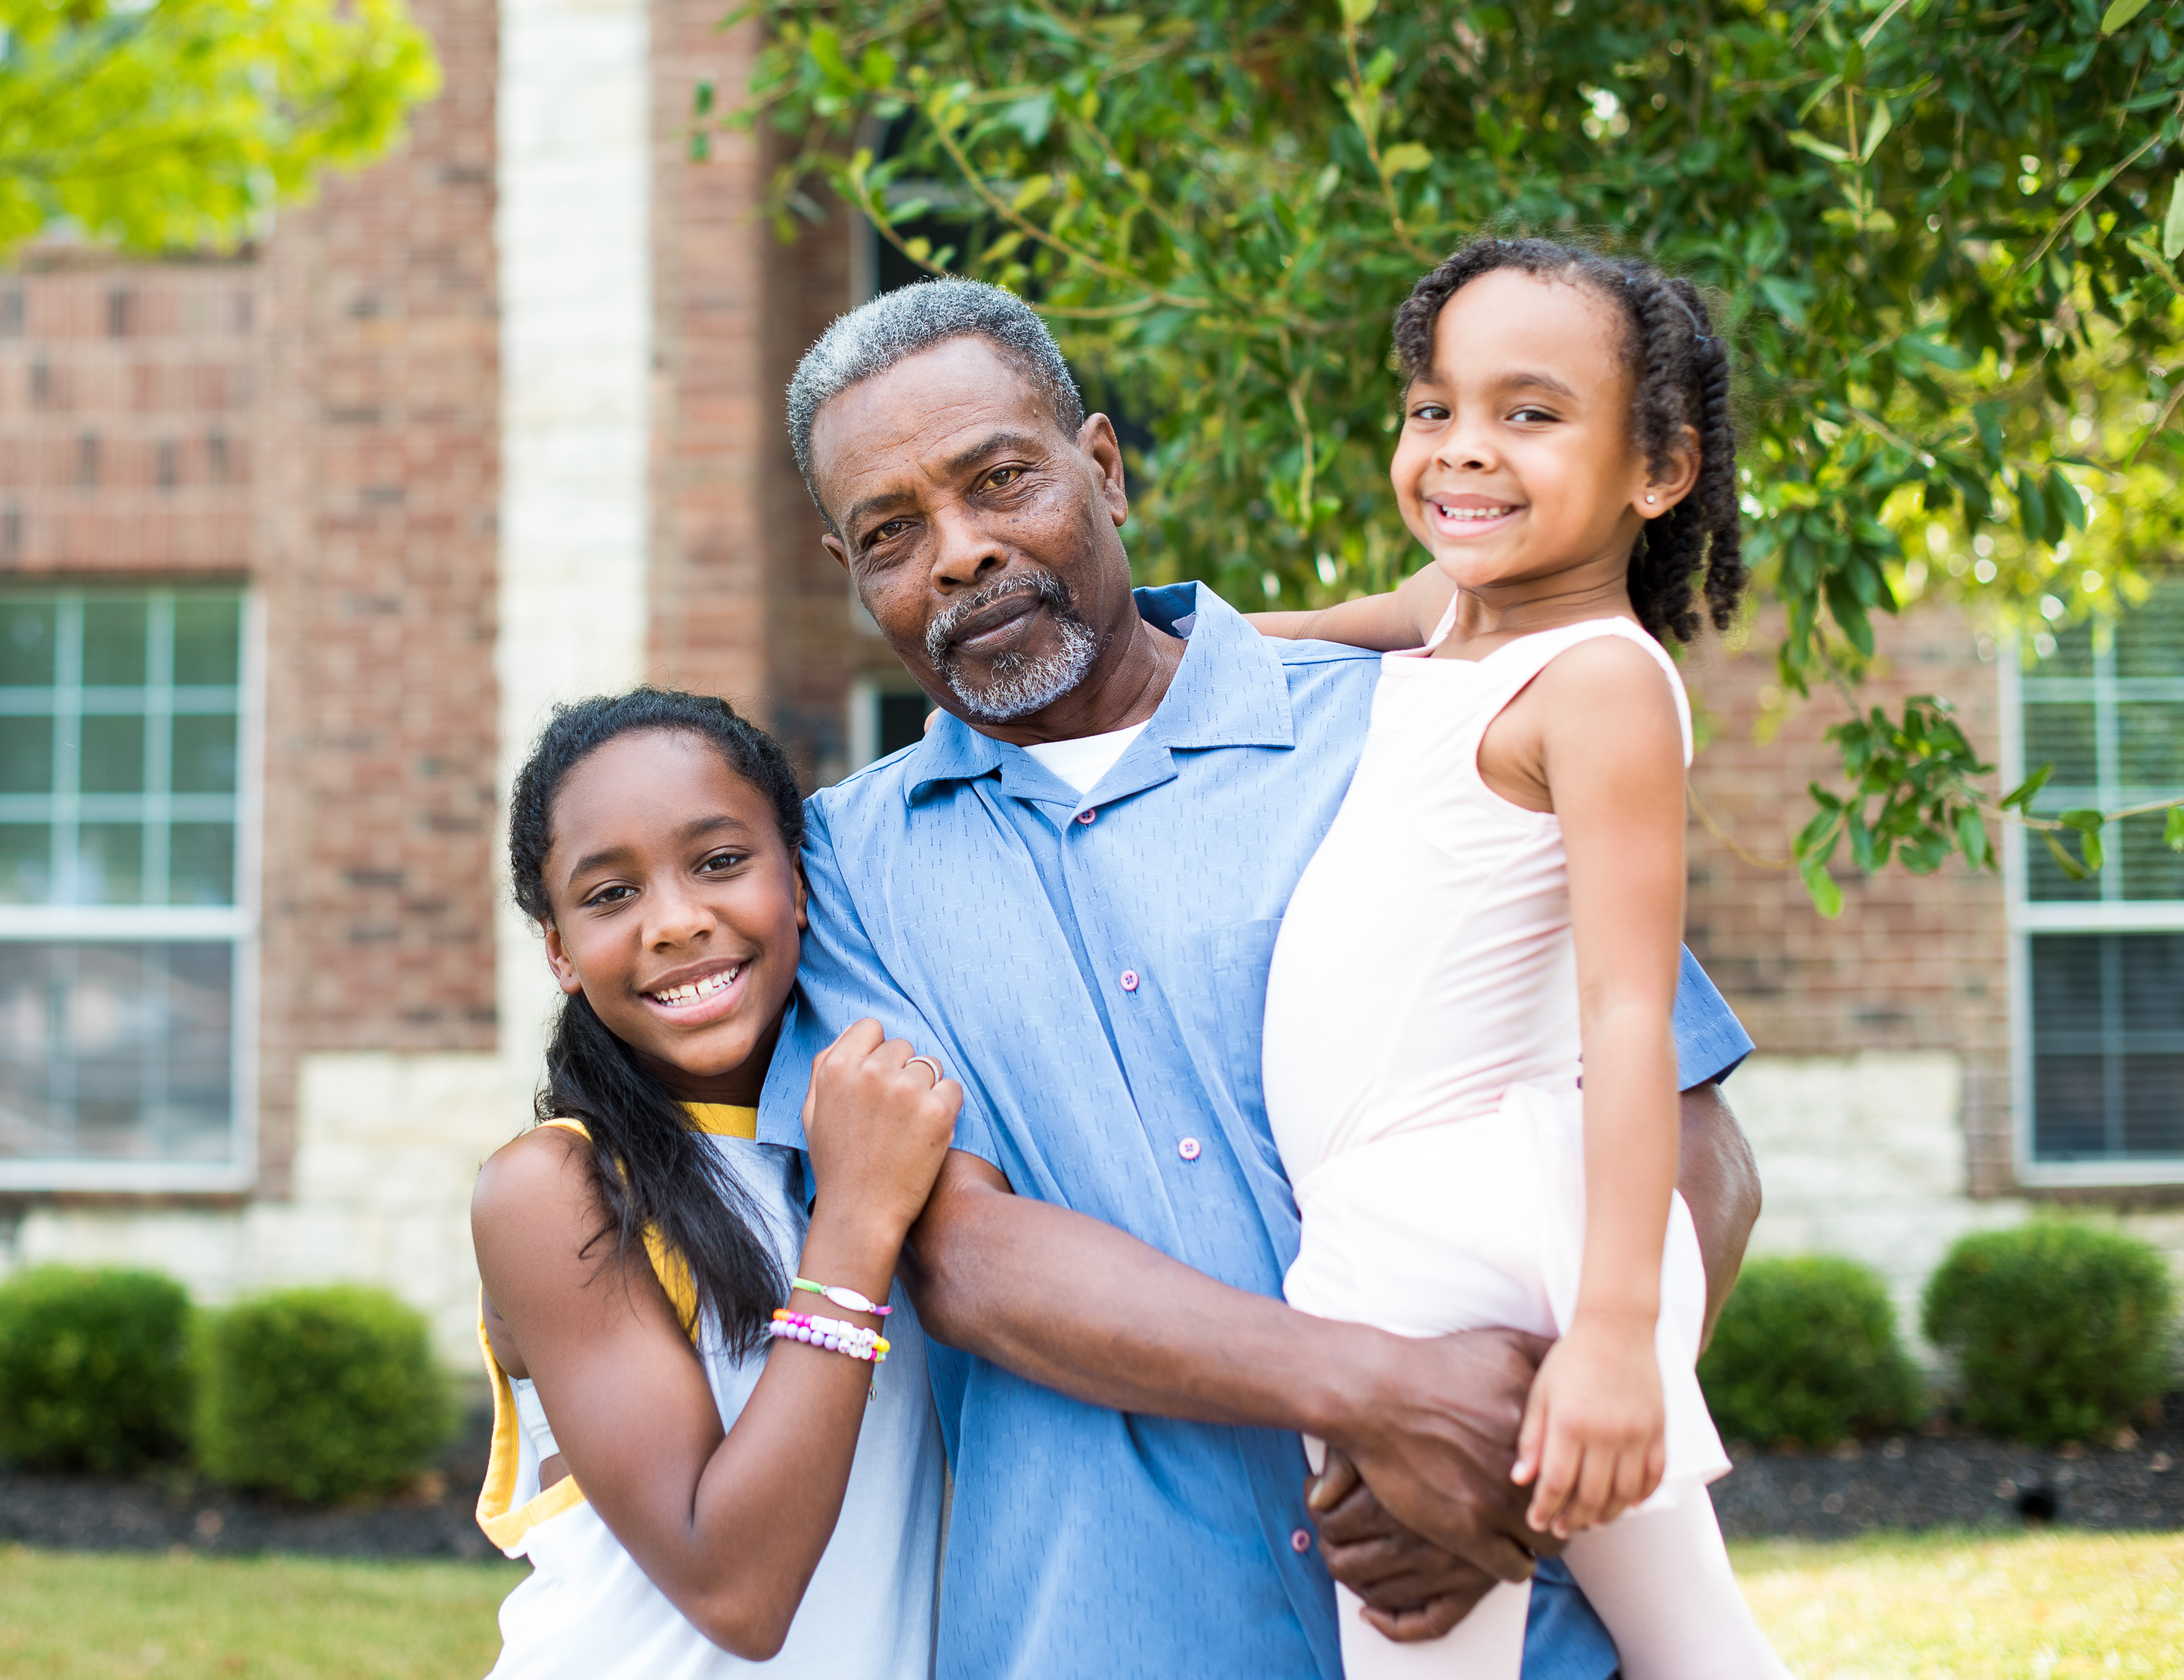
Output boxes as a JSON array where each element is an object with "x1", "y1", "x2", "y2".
[
  {"x1": 471, "y1": 688, "x2": 957, "y2": 1679},
  {"x1": 1256, "y1": 239, "x2": 1789, "y2": 1680}
]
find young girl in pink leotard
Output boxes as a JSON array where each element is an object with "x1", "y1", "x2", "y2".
[{"x1": 1254, "y1": 238, "x2": 1789, "y2": 1680}]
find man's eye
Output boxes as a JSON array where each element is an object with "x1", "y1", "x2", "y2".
[
  {"x1": 873, "y1": 518, "x2": 911, "y2": 541},
  {"x1": 985, "y1": 465, "x2": 1024, "y2": 490}
]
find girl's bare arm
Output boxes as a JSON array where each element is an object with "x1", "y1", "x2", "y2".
[
  {"x1": 1248, "y1": 562, "x2": 1455, "y2": 649},
  {"x1": 471, "y1": 1028, "x2": 957, "y2": 1660},
  {"x1": 1501, "y1": 635, "x2": 1688, "y2": 1532}
]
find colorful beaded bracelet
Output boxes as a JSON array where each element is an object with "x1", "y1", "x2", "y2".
[
  {"x1": 769, "y1": 1308, "x2": 890, "y2": 1364},
  {"x1": 792, "y1": 1276, "x2": 892, "y2": 1317}
]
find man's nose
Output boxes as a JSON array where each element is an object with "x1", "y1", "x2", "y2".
[{"x1": 929, "y1": 503, "x2": 1006, "y2": 590}]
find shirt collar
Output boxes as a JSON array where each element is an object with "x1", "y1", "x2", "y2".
[{"x1": 905, "y1": 582, "x2": 1293, "y2": 805}]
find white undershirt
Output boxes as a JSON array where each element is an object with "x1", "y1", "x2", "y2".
[{"x1": 1021, "y1": 722, "x2": 1150, "y2": 795}]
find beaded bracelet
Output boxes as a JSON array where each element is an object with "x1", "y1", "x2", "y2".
[
  {"x1": 769, "y1": 1308, "x2": 890, "y2": 1364},
  {"x1": 792, "y1": 1276, "x2": 892, "y2": 1317}
]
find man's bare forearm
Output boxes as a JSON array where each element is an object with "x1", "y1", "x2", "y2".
[
  {"x1": 1676, "y1": 1080, "x2": 1762, "y2": 1347},
  {"x1": 902, "y1": 1149, "x2": 1382, "y2": 1437}
]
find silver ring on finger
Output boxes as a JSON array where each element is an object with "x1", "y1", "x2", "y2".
[{"x1": 905, "y1": 1055, "x2": 944, "y2": 1088}]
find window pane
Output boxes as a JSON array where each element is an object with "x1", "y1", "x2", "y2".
[
  {"x1": 2023, "y1": 700, "x2": 2095, "y2": 783},
  {"x1": 79, "y1": 713, "x2": 145, "y2": 794},
  {"x1": 2038, "y1": 618, "x2": 2097, "y2": 677},
  {"x1": 81, "y1": 598, "x2": 146, "y2": 685},
  {"x1": 0, "y1": 600, "x2": 55, "y2": 686},
  {"x1": 168, "y1": 823, "x2": 234, "y2": 906},
  {"x1": 0, "y1": 824, "x2": 49, "y2": 902},
  {"x1": 2119, "y1": 813, "x2": 2184, "y2": 903},
  {"x1": 2031, "y1": 932, "x2": 2184, "y2": 1161},
  {"x1": 878, "y1": 692, "x2": 930, "y2": 758},
  {"x1": 173, "y1": 596, "x2": 241, "y2": 685},
  {"x1": 2028, "y1": 831, "x2": 2101, "y2": 902},
  {"x1": 72, "y1": 823, "x2": 142, "y2": 904},
  {"x1": 170, "y1": 712, "x2": 237, "y2": 794},
  {"x1": 0, "y1": 943, "x2": 234, "y2": 1164},
  {"x1": 2115, "y1": 588, "x2": 2184, "y2": 678},
  {"x1": 0, "y1": 713, "x2": 52, "y2": 793},
  {"x1": 2118, "y1": 701, "x2": 2184, "y2": 790}
]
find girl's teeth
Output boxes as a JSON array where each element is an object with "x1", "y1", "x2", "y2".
[
  {"x1": 652, "y1": 967, "x2": 741, "y2": 1007},
  {"x1": 1439, "y1": 503, "x2": 1513, "y2": 521}
]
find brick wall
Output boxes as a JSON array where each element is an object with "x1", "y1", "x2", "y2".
[
  {"x1": 645, "y1": 0, "x2": 875, "y2": 786},
  {"x1": 0, "y1": 258, "x2": 256, "y2": 576},
  {"x1": 0, "y1": 0, "x2": 502, "y2": 1200},
  {"x1": 253, "y1": 0, "x2": 501, "y2": 1192},
  {"x1": 1683, "y1": 606, "x2": 2015, "y2": 1195}
]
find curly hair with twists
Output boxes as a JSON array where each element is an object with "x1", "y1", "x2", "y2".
[{"x1": 1391, "y1": 236, "x2": 1747, "y2": 646}]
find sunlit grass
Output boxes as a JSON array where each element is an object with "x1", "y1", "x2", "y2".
[
  {"x1": 1734, "y1": 1529, "x2": 2184, "y2": 1678},
  {"x1": 0, "y1": 1545, "x2": 521, "y2": 1679},
  {"x1": 3, "y1": 1530, "x2": 2180, "y2": 1678}
]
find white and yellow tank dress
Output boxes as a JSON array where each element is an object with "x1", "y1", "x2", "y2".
[{"x1": 474, "y1": 1104, "x2": 945, "y2": 1680}]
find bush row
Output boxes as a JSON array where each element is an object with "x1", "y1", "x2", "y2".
[
  {"x1": 1699, "y1": 1220, "x2": 2179, "y2": 1450},
  {"x1": 0, "y1": 1269, "x2": 452, "y2": 1504}
]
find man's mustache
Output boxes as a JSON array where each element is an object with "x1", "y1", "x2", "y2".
[{"x1": 925, "y1": 572, "x2": 1075, "y2": 666}]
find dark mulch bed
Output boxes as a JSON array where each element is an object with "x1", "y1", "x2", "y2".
[
  {"x1": 0, "y1": 1396, "x2": 501, "y2": 1560},
  {"x1": 1712, "y1": 1390, "x2": 2184, "y2": 1542},
  {"x1": 8, "y1": 1393, "x2": 2184, "y2": 1557}
]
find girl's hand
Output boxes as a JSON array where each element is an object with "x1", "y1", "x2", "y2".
[
  {"x1": 1509, "y1": 1312, "x2": 1665, "y2": 1538},
  {"x1": 800, "y1": 1018, "x2": 962, "y2": 1249}
]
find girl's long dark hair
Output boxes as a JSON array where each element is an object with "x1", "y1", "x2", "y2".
[
  {"x1": 1392, "y1": 236, "x2": 1748, "y2": 646},
  {"x1": 508, "y1": 688, "x2": 807, "y2": 1355}
]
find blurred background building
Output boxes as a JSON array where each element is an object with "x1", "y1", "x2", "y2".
[{"x1": 0, "y1": 0, "x2": 2176, "y2": 1361}]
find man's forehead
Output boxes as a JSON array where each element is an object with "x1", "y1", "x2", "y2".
[{"x1": 809, "y1": 337, "x2": 1062, "y2": 487}]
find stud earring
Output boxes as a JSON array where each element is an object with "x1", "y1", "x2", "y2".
[{"x1": 1644, "y1": 494, "x2": 1658, "y2": 505}]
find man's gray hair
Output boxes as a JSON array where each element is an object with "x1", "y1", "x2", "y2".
[{"x1": 787, "y1": 278, "x2": 1085, "y2": 519}]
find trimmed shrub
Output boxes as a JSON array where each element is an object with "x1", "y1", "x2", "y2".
[
  {"x1": 0, "y1": 1265, "x2": 193, "y2": 1473},
  {"x1": 1698, "y1": 1255, "x2": 1924, "y2": 1448},
  {"x1": 194, "y1": 1284, "x2": 453, "y2": 1504},
  {"x1": 1922, "y1": 1221, "x2": 2177, "y2": 1447}
]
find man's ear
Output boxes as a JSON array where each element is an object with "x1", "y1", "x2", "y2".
[
  {"x1": 1079, "y1": 413, "x2": 1130, "y2": 529},
  {"x1": 540, "y1": 920, "x2": 584, "y2": 997},
  {"x1": 821, "y1": 531, "x2": 850, "y2": 573}
]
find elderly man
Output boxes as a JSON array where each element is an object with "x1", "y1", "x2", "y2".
[{"x1": 757, "y1": 279, "x2": 1760, "y2": 1680}]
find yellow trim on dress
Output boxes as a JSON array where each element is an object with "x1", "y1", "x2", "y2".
[{"x1": 472, "y1": 1104, "x2": 761, "y2": 1550}]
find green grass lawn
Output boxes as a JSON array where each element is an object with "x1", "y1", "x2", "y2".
[
  {"x1": 1733, "y1": 1531, "x2": 2184, "y2": 1678},
  {"x1": 0, "y1": 1546, "x2": 521, "y2": 1679},
  {"x1": 2, "y1": 1531, "x2": 2180, "y2": 1677}
]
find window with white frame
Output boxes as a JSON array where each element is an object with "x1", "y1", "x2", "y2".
[
  {"x1": 0, "y1": 587, "x2": 254, "y2": 1190},
  {"x1": 2009, "y1": 580, "x2": 2184, "y2": 1176}
]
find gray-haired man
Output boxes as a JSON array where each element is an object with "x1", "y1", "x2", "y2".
[{"x1": 757, "y1": 278, "x2": 1761, "y2": 1680}]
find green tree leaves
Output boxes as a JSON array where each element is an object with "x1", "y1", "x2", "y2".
[
  {"x1": 739, "y1": 0, "x2": 2184, "y2": 911},
  {"x1": 0, "y1": 0, "x2": 439, "y2": 255}
]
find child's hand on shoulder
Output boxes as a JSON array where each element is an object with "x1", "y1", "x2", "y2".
[
  {"x1": 1510, "y1": 1310, "x2": 1665, "y2": 1538},
  {"x1": 801, "y1": 1019, "x2": 961, "y2": 1243}
]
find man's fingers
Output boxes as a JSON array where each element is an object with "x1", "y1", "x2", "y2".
[
  {"x1": 1358, "y1": 1590, "x2": 1477, "y2": 1644},
  {"x1": 1306, "y1": 1445, "x2": 1364, "y2": 1515}
]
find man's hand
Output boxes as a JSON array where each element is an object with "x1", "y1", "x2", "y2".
[
  {"x1": 1325, "y1": 1327, "x2": 1555, "y2": 1587},
  {"x1": 1308, "y1": 1446, "x2": 1506, "y2": 1640}
]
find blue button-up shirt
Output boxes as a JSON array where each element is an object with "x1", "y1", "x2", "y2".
[{"x1": 760, "y1": 582, "x2": 1754, "y2": 1680}]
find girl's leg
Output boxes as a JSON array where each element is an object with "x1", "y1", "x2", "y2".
[
  {"x1": 1302, "y1": 1435, "x2": 1528, "y2": 1679},
  {"x1": 1560, "y1": 1490, "x2": 1791, "y2": 1680}
]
